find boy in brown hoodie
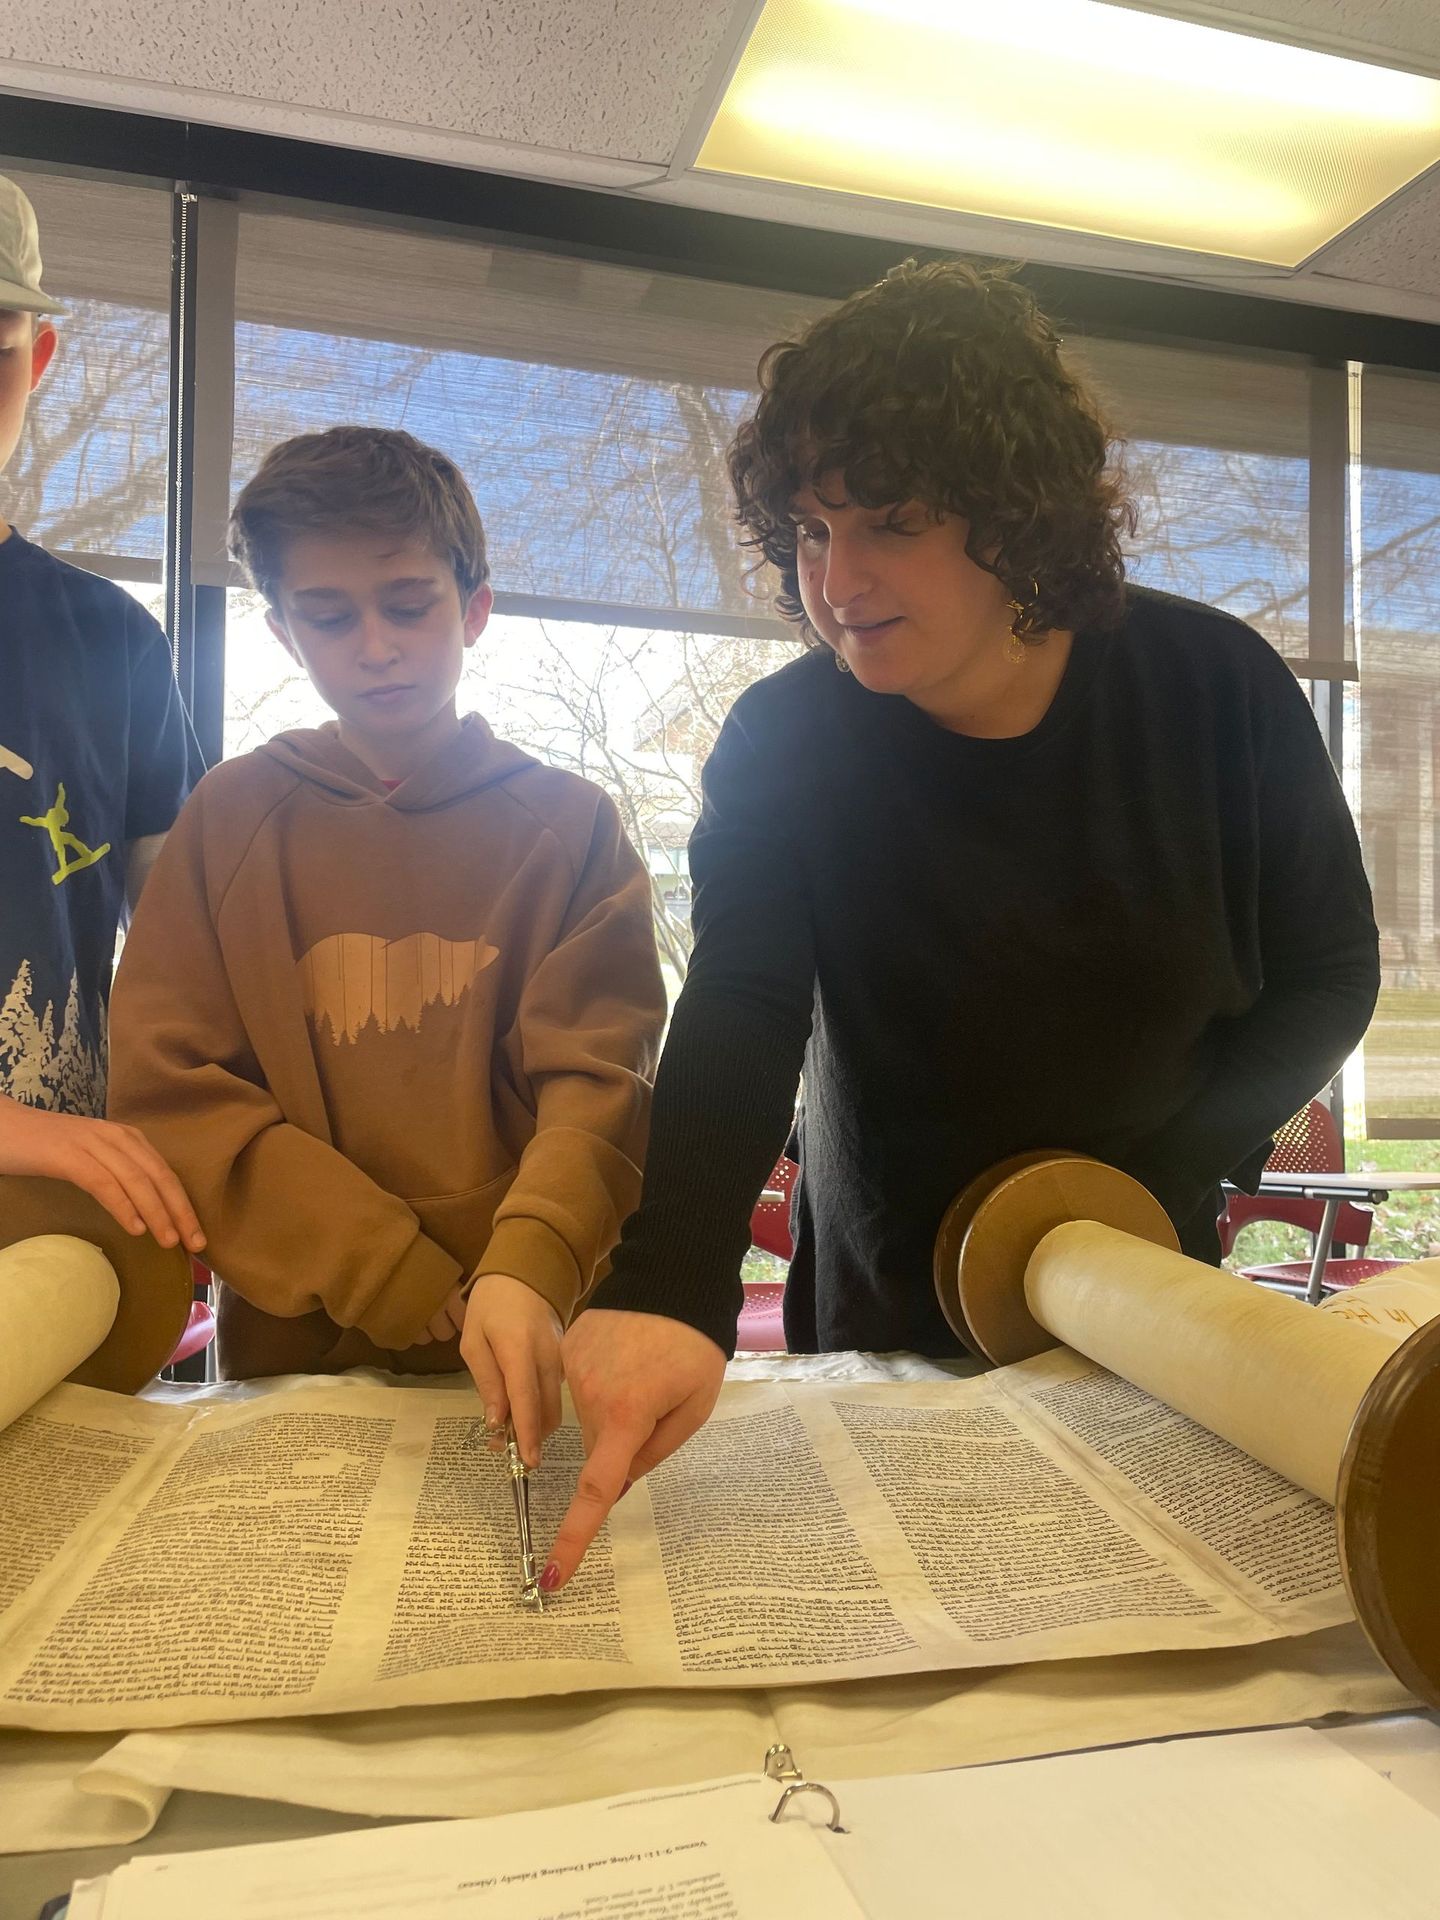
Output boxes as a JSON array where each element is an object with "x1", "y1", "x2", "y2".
[{"x1": 108, "y1": 427, "x2": 667, "y2": 1465}]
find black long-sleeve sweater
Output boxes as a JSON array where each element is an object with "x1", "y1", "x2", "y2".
[{"x1": 591, "y1": 587, "x2": 1380, "y2": 1358}]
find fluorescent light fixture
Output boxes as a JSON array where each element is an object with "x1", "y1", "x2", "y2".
[{"x1": 696, "y1": 0, "x2": 1440, "y2": 265}]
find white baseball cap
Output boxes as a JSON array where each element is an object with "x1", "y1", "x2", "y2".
[{"x1": 0, "y1": 175, "x2": 62, "y2": 316}]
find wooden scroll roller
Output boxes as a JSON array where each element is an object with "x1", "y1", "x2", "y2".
[
  {"x1": 933, "y1": 1152, "x2": 1440, "y2": 1711},
  {"x1": 0, "y1": 1175, "x2": 194, "y2": 1410}
]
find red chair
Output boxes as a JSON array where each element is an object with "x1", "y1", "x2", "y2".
[
  {"x1": 737, "y1": 1156, "x2": 798, "y2": 1352},
  {"x1": 1219, "y1": 1101, "x2": 1402, "y2": 1294},
  {"x1": 749, "y1": 1155, "x2": 798, "y2": 1260},
  {"x1": 164, "y1": 1258, "x2": 217, "y2": 1375},
  {"x1": 735, "y1": 1282, "x2": 787, "y2": 1353}
]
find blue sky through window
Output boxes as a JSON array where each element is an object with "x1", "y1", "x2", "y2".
[{"x1": 15, "y1": 305, "x2": 1439, "y2": 648}]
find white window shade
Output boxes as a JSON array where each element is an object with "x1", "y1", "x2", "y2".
[
  {"x1": 235, "y1": 206, "x2": 835, "y2": 388},
  {"x1": 231, "y1": 204, "x2": 1340, "y2": 659},
  {"x1": 0, "y1": 163, "x2": 1353, "y2": 665},
  {"x1": 0, "y1": 167, "x2": 170, "y2": 570},
  {"x1": 1076, "y1": 335, "x2": 1312, "y2": 459},
  {"x1": 232, "y1": 205, "x2": 832, "y2": 631},
  {"x1": 1070, "y1": 336, "x2": 1332, "y2": 673},
  {"x1": 1350, "y1": 366, "x2": 1440, "y2": 1135}
]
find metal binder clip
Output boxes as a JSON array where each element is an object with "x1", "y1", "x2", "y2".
[
  {"x1": 503, "y1": 1420, "x2": 545, "y2": 1612},
  {"x1": 763, "y1": 1745, "x2": 846, "y2": 1833}
]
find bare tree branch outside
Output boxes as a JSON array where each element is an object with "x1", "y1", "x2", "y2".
[{"x1": 17, "y1": 300, "x2": 1440, "y2": 1256}]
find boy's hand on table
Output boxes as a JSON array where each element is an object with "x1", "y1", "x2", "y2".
[
  {"x1": 543, "y1": 1308, "x2": 726, "y2": 1592},
  {"x1": 0, "y1": 1095, "x2": 206, "y2": 1253},
  {"x1": 447, "y1": 1272, "x2": 563, "y2": 1469}
]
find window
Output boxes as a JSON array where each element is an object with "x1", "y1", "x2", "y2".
[
  {"x1": 4, "y1": 146, "x2": 1438, "y2": 1197},
  {"x1": 1, "y1": 168, "x2": 170, "y2": 579},
  {"x1": 1349, "y1": 366, "x2": 1440, "y2": 1135},
  {"x1": 216, "y1": 205, "x2": 1351, "y2": 995},
  {"x1": 222, "y1": 207, "x2": 825, "y2": 992},
  {"x1": 1069, "y1": 336, "x2": 1324, "y2": 669},
  {"x1": 222, "y1": 588, "x2": 798, "y2": 1000},
  {"x1": 229, "y1": 205, "x2": 830, "y2": 629}
]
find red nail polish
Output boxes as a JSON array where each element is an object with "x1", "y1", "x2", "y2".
[{"x1": 539, "y1": 1563, "x2": 560, "y2": 1593}]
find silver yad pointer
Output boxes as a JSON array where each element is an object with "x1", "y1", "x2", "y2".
[{"x1": 499, "y1": 1418, "x2": 545, "y2": 1612}]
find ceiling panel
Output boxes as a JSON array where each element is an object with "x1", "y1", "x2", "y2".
[
  {"x1": 5, "y1": 0, "x2": 1440, "y2": 325},
  {"x1": 0, "y1": 0, "x2": 740, "y2": 165},
  {"x1": 1183, "y1": 0, "x2": 1440, "y2": 63},
  {"x1": 1305, "y1": 167, "x2": 1440, "y2": 295}
]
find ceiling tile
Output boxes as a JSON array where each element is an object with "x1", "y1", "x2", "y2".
[
  {"x1": 1307, "y1": 166, "x2": 1440, "y2": 295},
  {"x1": 1162, "y1": 0, "x2": 1440, "y2": 65},
  {"x1": 8, "y1": 0, "x2": 1440, "y2": 325},
  {"x1": 0, "y1": 0, "x2": 741, "y2": 164}
]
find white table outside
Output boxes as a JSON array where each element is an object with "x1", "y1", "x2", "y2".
[{"x1": 1240, "y1": 1171, "x2": 1440, "y2": 1306}]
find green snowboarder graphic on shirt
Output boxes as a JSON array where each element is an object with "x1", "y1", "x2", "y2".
[{"x1": 20, "y1": 782, "x2": 110, "y2": 885}]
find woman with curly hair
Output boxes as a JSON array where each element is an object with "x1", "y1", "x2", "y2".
[{"x1": 542, "y1": 260, "x2": 1378, "y2": 1589}]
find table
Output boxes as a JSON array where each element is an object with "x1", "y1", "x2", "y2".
[
  {"x1": 6, "y1": 1716, "x2": 1438, "y2": 1920},
  {"x1": 0, "y1": 1795, "x2": 411, "y2": 1920},
  {"x1": 1247, "y1": 1171, "x2": 1440, "y2": 1306},
  {"x1": 0, "y1": 1355, "x2": 1417, "y2": 1914}
]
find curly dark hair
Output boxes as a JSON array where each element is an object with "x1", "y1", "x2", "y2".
[{"x1": 728, "y1": 259, "x2": 1135, "y2": 642}]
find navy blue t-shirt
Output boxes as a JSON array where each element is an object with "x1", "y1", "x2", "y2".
[{"x1": 0, "y1": 532, "x2": 193, "y2": 1114}]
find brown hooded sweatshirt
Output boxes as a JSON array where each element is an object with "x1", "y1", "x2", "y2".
[{"x1": 108, "y1": 714, "x2": 666, "y2": 1378}]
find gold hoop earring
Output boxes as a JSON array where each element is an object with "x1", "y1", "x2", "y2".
[
  {"x1": 1005, "y1": 577, "x2": 1042, "y2": 664},
  {"x1": 834, "y1": 649, "x2": 851, "y2": 674}
]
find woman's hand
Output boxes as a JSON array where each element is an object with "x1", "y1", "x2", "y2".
[
  {"x1": 452, "y1": 1273, "x2": 564, "y2": 1468},
  {"x1": 0, "y1": 1095, "x2": 206, "y2": 1252},
  {"x1": 541, "y1": 1308, "x2": 726, "y2": 1592}
]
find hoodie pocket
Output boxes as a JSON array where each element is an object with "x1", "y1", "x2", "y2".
[{"x1": 408, "y1": 1168, "x2": 518, "y2": 1271}]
